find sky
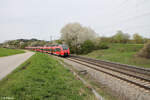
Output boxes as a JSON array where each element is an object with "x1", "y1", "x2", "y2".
[{"x1": 0, "y1": 0, "x2": 150, "y2": 43}]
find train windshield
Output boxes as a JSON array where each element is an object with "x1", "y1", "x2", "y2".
[{"x1": 62, "y1": 46, "x2": 68, "y2": 50}]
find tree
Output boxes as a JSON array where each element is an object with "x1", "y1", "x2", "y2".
[
  {"x1": 137, "y1": 41, "x2": 150, "y2": 58},
  {"x1": 61, "y1": 23, "x2": 81, "y2": 45},
  {"x1": 60, "y1": 22, "x2": 97, "y2": 53},
  {"x1": 20, "y1": 43, "x2": 28, "y2": 49},
  {"x1": 112, "y1": 30, "x2": 130, "y2": 43},
  {"x1": 133, "y1": 33, "x2": 144, "y2": 44}
]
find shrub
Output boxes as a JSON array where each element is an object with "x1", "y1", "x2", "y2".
[
  {"x1": 97, "y1": 43, "x2": 109, "y2": 49},
  {"x1": 118, "y1": 48, "x2": 125, "y2": 52},
  {"x1": 20, "y1": 43, "x2": 28, "y2": 49},
  {"x1": 137, "y1": 41, "x2": 150, "y2": 58},
  {"x1": 80, "y1": 40, "x2": 95, "y2": 54},
  {"x1": 69, "y1": 45, "x2": 76, "y2": 54}
]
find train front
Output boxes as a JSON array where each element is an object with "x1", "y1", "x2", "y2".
[{"x1": 61, "y1": 45, "x2": 70, "y2": 57}]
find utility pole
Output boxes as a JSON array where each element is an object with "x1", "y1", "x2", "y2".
[{"x1": 50, "y1": 36, "x2": 52, "y2": 44}]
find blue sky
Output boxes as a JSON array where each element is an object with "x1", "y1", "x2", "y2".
[{"x1": 0, "y1": 0, "x2": 150, "y2": 43}]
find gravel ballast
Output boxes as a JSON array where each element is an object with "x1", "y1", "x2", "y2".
[{"x1": 63, "y1": 58, "x2": 150, "y2": 100}]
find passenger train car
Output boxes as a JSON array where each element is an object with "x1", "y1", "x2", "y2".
[{"x1": 25, "y1": 45, "x2": 70, "y2": 57}]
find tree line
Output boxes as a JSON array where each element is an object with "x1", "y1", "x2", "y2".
[
  {"x1": 60, "y1": 22, "x2": 150, "y2": 55},
  {"x1": 1, "y1": 22, "x2": 150, "y2": 58}
]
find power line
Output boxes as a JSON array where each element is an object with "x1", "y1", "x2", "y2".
[
  {"x1": 99, "y1": 11, "x2": 150, "y2": 31},
  {"x1": 109, "y1": 0, "x2": 149, "y2": 18},
  {"x1": 109, "y1": 0, "x2": 130, "y2": 16},
  {"x1": 98, "y1": 0, "x2": 130, "y2": 17},
  {"x1": 97, "y1": 0, "x2": 150, "y2": 34},
  {"x1": 136, "y1": 0, "x2": 149, "y2": 7},
  {"x1": 122, "y1": 12, "x2": 150, "y2": 22},
  {"x1": 117, "y1": 0, "x2": 129, "y2": 8}
]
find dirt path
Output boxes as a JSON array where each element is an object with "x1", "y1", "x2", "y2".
[{"x1": 0, "y1": 51, "x2": 35, "y2": 80}]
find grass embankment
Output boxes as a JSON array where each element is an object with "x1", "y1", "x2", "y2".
[
  {"x1": 0, "y1": 53, "x2": 94, "y2": 100},
  {"x1": 0, "y1": 48, "x2": 25, "y2": 57},
  {"x1": 84, "y1": 43, "x2": 150, "y2": 68}
]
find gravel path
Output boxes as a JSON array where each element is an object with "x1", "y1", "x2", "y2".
[{"x1": 0, "y1": 51, "x2": 34, "y2": 80}]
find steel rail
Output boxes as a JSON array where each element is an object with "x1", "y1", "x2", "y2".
[
  {"x1": 67, "y1": 57, "x2": 150, "y2": 91},
  {"x1": 69, "y1": 57, "x2": 150, "y2": 82},
  {"x1": 70, "y1": 55, "x2": 150, "y2": 76}
]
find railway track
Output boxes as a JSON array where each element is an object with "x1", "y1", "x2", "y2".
[{"x1": 66, "y1": 55, "x2": 150, "y2": 92}]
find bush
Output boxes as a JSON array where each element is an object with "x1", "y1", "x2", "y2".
[
  {"x1": 97, "y1": 43, "x2": 109, "y2": 49},
  {"x1": 20, "y1": 43, "x2": 28, "y2": 49},
  {"x1": 69, "y1": 45, "x2": 76, "y2": 54},
  {"x1": 137, "y1": 41, "x2": 150, "y2": 58},
  {"x1": 80, "y1": 40, "x2": 95, "y2": 54}
]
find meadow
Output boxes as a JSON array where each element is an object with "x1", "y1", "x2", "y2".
[
  {"x1": 0, "y1": 53, "x2": 95, "y2": 100},
  {"x1": 0, "y1": 48, "x2": 25, "y2": 57},
  {"x1": 84, "y1": 43, "x2": 150, "y2": 68}
]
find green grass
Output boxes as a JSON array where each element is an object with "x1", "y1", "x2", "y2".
[
  {"x1": 84, "y1": 43, "x2": 150, "y2": 68},
  {"x1": 0, "y1": 53, "x2": 95, "y2": 100},
  {"x1": 0, "y1": 48, "x2": 25, "y2": 57},
  {"x1": 61, "y1": 60, "x2": 117, "y2": 100}
]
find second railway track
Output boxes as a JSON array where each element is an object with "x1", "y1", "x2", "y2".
[{"x1": 66, "y1": 55, "x2": 150, "y2": 92}]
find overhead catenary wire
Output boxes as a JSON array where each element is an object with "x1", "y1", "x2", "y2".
[
  {"x1": 100, "y1": 0, "x2": 149, "y2": 29},
  {"x1": 99, "y1": 8, "x2": 150, "y2": 30},
  {"x1": 136, "y1": 0, "x2": 149, "y2": 7}
]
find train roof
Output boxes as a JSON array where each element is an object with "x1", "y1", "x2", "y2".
[{"x1": 25, "y1": 44, "x2": 68, "y2": 49}]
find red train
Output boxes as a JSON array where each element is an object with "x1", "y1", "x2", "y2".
[{"x1": 25, "y1": 45, "x2": 70, "y2": 57}]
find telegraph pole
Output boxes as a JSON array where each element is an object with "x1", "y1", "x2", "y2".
[{"x1": 50, "y1": 36, "x2": 52, "y2": 44}]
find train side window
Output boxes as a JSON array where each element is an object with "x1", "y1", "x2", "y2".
[{"x1": 56, "y1": 48, "x2": 60, "y2": 51}]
